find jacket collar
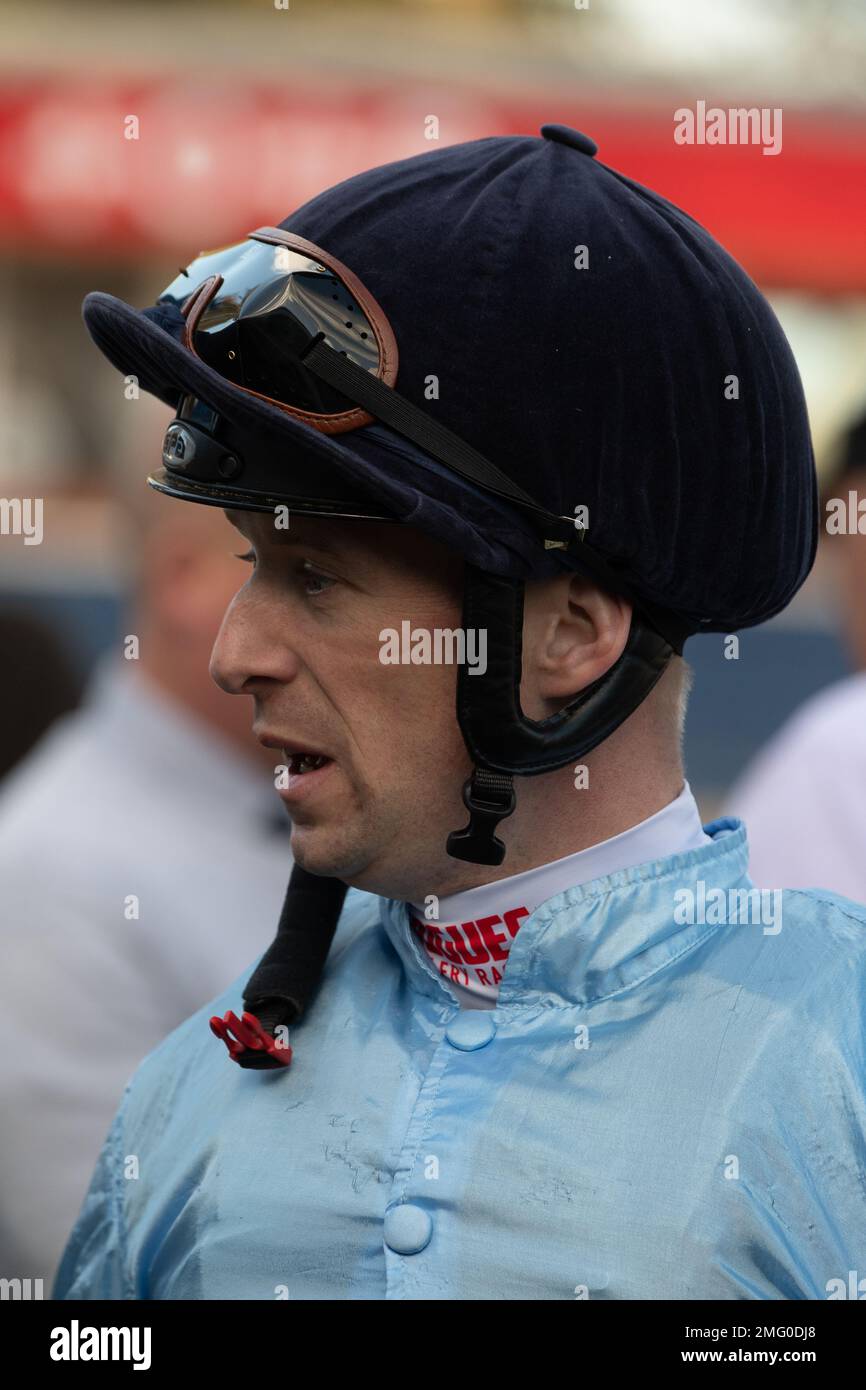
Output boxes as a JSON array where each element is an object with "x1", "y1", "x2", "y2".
[{"x1": 380, "y1": 818, "x2": 751, "y2": 1012}]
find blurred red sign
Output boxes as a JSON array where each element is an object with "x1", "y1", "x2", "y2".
[{"x1": 0, "y1": 78, "x2": 864, "y2": 291}]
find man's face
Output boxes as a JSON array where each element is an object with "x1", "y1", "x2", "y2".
[{"x1": 210, "y1": 509, "x2": 477, "y2": 898}]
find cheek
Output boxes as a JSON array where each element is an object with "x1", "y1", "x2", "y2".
[
  {"x1": 338, "y1": 643, "x2": 464, "y2": 763},
  {"x1": 389, "y1": 662, "x2": 466, "y2": 779}
]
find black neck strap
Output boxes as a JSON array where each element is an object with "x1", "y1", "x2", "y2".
[{"x1": 234, "y1": 867, "x2": 347, "y2": 1069}]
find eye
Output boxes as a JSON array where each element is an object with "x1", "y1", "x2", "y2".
[
  {"x1": 299, "y1": 559, "x2": 335, "y2": 597},
  {"x1": 232, "y1": 549, "x2": 334, "y2": 597}
]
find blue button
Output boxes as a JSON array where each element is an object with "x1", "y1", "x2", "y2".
[
  {"x1": 383, "y1": 1203, "x2": 433, "y2": 1255},
  {"x1": 540, "y1": 124, "x2": 598, "y2": 157},
  {"x1": 445, "y1": 1012, "x2": 497, "y2": 1051}
]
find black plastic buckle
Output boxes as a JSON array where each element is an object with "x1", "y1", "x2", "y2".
[{"x1": 446, "y1": 767, "x2": 516, "y2": 866}]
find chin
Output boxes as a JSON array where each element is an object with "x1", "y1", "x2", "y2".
[
  {"x1": 289, "y1": 824, "x2": 368, "y2": 884},
  {"x1": 289, "y1": 828, "x2": 414, "y2": 900}
]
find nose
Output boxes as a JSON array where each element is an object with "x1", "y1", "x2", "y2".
[{"x1": 209, "y1": 585, "x2": 300, "y2": 695}]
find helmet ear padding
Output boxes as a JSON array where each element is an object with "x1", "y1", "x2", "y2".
[
  {"x1": 452, "y1": 566, "x2": 674, "y2": 777},
  {"x1": 444, "y1": 566, "x2": 674, "y2": 864}
]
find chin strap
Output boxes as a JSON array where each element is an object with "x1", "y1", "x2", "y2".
[
  {"x1": 446, "y1": 565, "x2": 683, "y2": 865},
  {"x1": 446, "y1": 768, "x2": 517, "y2": 867}
]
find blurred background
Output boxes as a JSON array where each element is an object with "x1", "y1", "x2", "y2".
[{"x1": 0, "y1": 0, "x2": 865, "y2": 807}]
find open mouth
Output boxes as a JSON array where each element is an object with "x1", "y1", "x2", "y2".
[{"x1": 286, "y1": 751, "x2": 332, "y2": 775}]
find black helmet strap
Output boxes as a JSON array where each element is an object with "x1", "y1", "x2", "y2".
[{"x1": 446, "y1": 565, "x2": 677, "y2": 864}]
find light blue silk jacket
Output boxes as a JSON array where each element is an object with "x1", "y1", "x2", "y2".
[{"x1": 54, "y1": 819, "x2": 866, "y2": 1300}]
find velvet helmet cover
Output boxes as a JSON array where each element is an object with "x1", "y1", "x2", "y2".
[{"x1": 82, "y1": 122, "x2": 817, "y2": 630}]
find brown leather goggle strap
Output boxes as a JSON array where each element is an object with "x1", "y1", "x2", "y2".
[{"x1": 178, "y1": 227, "x2": 399, "y2": 436}]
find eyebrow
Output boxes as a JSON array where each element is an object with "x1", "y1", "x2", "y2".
[{"x1": 222, "y1": 509, "x2": 341, "y2": 557}]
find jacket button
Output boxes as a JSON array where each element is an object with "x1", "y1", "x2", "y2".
[
  {"x1": 445, "y1": 1012, "x2": 497, "y2": 1050},
  {"x1": 383, "y1": 1203, "x2": 433, "y2": 1255}
]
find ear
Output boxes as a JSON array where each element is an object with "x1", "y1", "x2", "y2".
[{"x1": 521, "y1": 572, "x2": 633, "y2": 717}]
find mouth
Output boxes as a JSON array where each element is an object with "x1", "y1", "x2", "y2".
[
  {"x1": 286, "y1": 751, "x2": 332, "y2": 776},
  {"x1": 279, "y1": 749, "x2": 335, "y2": 804},
  {"x1": 256, "y1": 732, "x2": 335, "y2": 795}
]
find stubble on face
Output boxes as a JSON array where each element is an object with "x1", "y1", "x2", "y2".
[{"x1": 227, "y1": 511, "x2": 477, "y2": 898}]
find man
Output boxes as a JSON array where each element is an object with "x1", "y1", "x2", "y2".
[
  {"x1": 726, "y1": 405, "x2": 866, "y2": 900},
  {"x1": 0, "y1": 482, "x2": 291, "y2": 1286},
  {"x1": 54, "y1": 125, "x2": 866, "y2": 1300},
  {"x1": 0, "y1": 611, "x2": 83, "y2": 780}
]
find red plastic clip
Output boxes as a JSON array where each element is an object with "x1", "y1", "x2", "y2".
[{"x1": 209, "y1": 1010, "x2": 293, "y2": 1067}]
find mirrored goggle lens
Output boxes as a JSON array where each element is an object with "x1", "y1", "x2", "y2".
[{"x1": 159, "y1": 237, "x2": 380, "y2": 414}]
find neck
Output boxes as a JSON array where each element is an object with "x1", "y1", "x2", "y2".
[
  {"x1": 508, "y1": 754, "x2": 683, "y2": 871},
  {"x1": 384, "y1": 724, "x2": 686, "y2": 904}
]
